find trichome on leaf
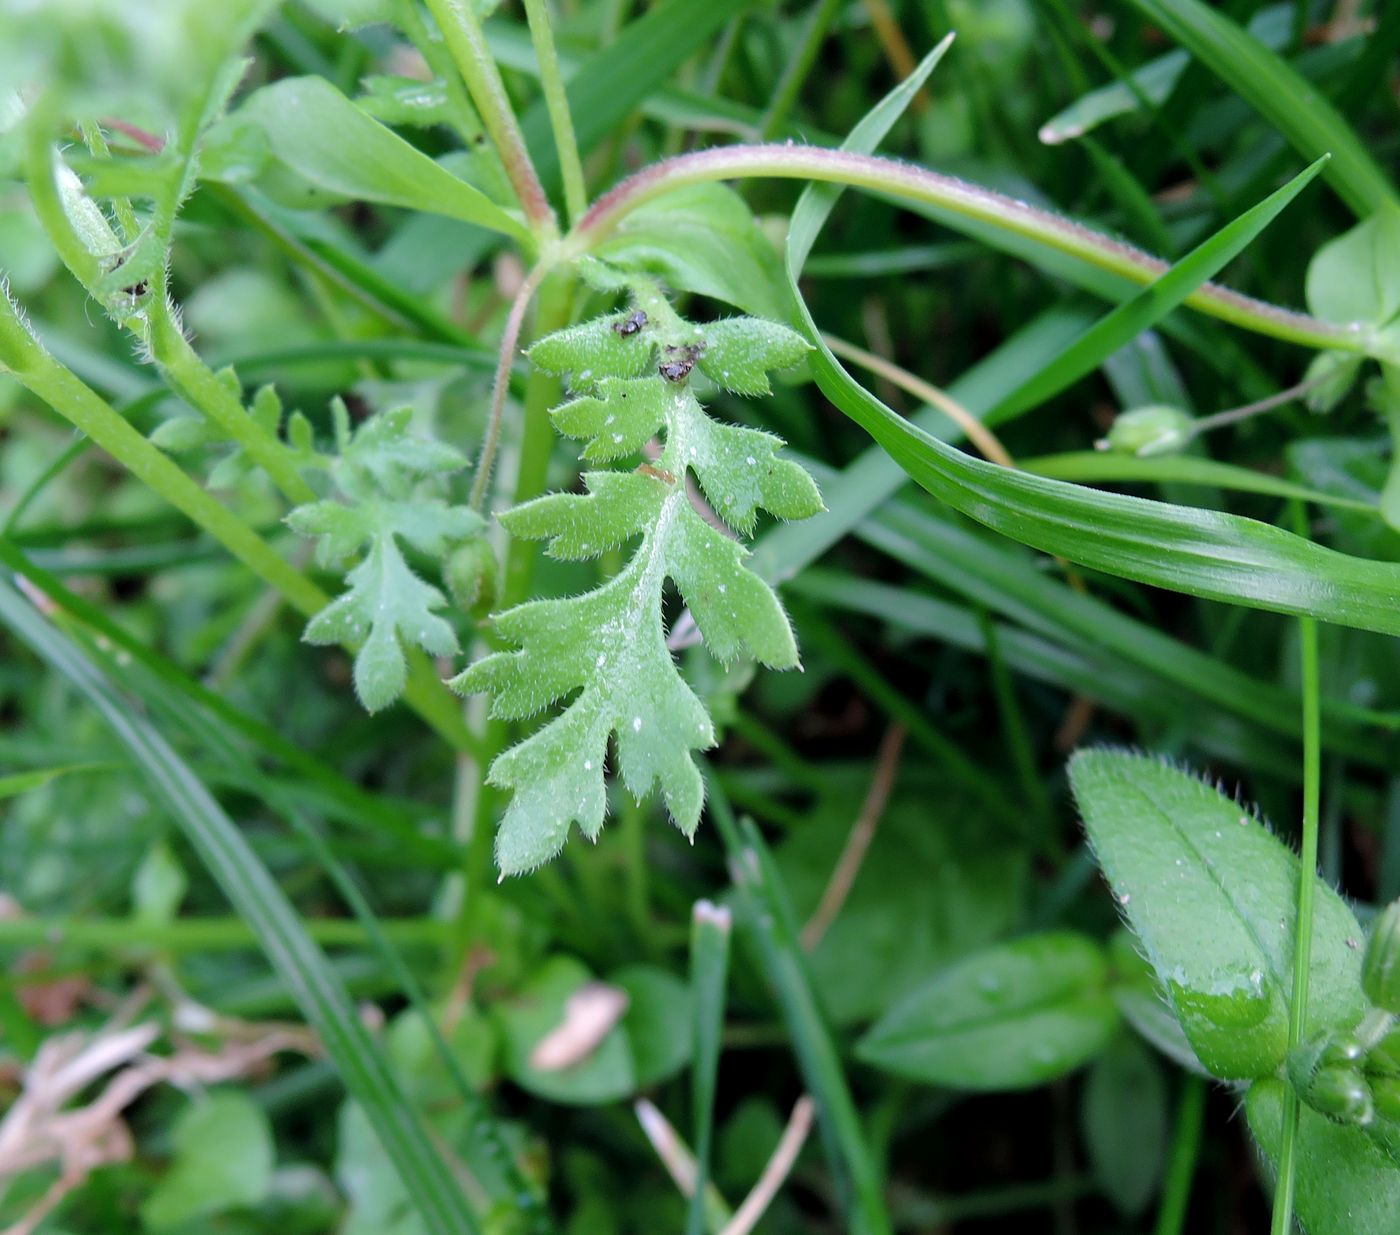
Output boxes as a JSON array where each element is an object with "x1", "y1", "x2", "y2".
[{"x1": 453, "y1": 298, "x2": 822, "y2": 875}]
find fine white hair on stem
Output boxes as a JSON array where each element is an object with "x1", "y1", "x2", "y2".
[{"x1": 469, "y1": 260, "x2": 551, "y2": 511}]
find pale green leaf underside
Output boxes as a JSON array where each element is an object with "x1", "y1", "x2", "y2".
[
  {"x1": 1070, "y1": 750, "x2": 1364, "y2": 1080},
  {"x1": 459, "y1": 308, "x2": 821, "y2": 874}
]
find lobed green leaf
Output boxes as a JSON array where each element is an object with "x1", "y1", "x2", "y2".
[{"x1": 460, "y1": 305, "x2": 820, "y2": 873}]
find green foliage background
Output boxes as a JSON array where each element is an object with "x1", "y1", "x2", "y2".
[{"x1": 2, "y1": 1, "x2": 1400, "y2": 1233}]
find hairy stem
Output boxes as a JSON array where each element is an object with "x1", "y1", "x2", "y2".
[
  {"x1": 571, "y1": 144, "x2": 1373, "y2": 355},
  {"x1": 468, "y1": 261, "x2": 553, "y2": 510},
  {"x1": 424, "y1": 0, "x2": 558, "y2": 238}
]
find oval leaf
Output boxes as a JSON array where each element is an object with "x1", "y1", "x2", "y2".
[
  {"x1": 238, "y1": 77, "x2": 528, "y2": 241},
  {"x1": 1069, "y1": 749, "x2": 1365, "y2": 1079},
  {"x1": 856, "y1": 932, "x2": 1119, "y2": 1090}
]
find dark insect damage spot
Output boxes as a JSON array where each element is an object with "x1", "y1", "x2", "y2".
[{"x1": 658, "y1": 343, "x2": 703, "y2": 383}]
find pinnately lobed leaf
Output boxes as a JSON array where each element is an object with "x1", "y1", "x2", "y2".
[
  {"x1": 288, "y1": 406, "x2": 485, "y2": 713},
  {"x1": 453, "y1": 301, "x2": 821, "y2": 875},
  {"x1": 1069, "y1": 749, "x2": 1365, "y2": 1081}
]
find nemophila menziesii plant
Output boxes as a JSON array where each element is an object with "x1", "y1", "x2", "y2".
[{"x1": 4, "y1": 2, "x2": 1400, "y2": 1234}]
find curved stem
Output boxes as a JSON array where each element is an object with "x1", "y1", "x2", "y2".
[
  {"x1": 469, "y1": 261, "x2": 553, "y2": 510},
  {"x1": 570, "y1": 144, "x2": 1373, "y2": 355},
  {"x1": 425, "y1": 0, "x2": 558, "y2": 239}
]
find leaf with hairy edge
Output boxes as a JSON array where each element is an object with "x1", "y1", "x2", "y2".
[
  {"x1": 1069, "y1": 750, "x2": 1364, "y2": 1080},
  {"x1": 453, "y1": 303, "x2": 820, "y2": 875}
]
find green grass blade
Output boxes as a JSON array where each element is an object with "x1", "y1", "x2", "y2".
[
  {"x1": 0, "y1": 578, "x2": 480, "y2": 1235},
  {"x1": 706, "y1": 780, "x2": 891, "y2": 1235},
  {"x1": 796, "y1": 354, "x2": 1400, "y2": 635},
  {"x1": 1020, "y1": 451, "x2": 1376, "y2": 513},
  {"x1": 985, "y1": 153, "x2": 1328, "y2": 422},
  {"x1": 1124, "y1": 0, "x2": 1399, "y2": 218},
  {"x1": 785, "y1": 142, "x2": 1400, "y2": 636},
  {"x1": 750, "y1": 305, "x2": 1096, "y2": 585},
  {"x1": 517, "y1": 0, "x2": 754, "y2": 191},
  {"x1": 850, "y1": 492, "x2": 1397, "y2": 754},
  {"x1": 0, "y1": 762, "x2": 116, "y2": 799},
  {"x1": 0, "y1": 536, "x2": 464, "y2": 867},
  {"x1": 686, "y1": 901, "x2": 732, "y2": 1235}
]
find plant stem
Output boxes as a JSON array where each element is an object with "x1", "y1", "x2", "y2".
[
  {"x1": 823, "y1": 332, "x2": 1014, "y2": 466},
  {"x1": 0, "y1": 915, "x2": 449, "y2": 952},
  {"x1": 688, "y1": 900, "x2": 733, "y2": 1235},
  {"x1": 0, "y1": 299, "x2": 481, "y2": 757},
  {"x1": 146, "y1": 304, "x2": 317, "y2": 504},
  {"x1": 26, "y1": 114, "x2": 316, "y2": 504},
  {"x1": 1270, "y1": 502, "x2": 1324, "y2": 1235},
  {"x1": 570, "y1": 144, "x2": 1375, "y2": 356},
  {"x1": 1153, "y1": 1075, "x2": 1206, "y2": 1235},
  {"x1": 520, "y1": 0, "x2": 588, "y2": 223},
  {"x1": 424, "y1": 0, "x2": 558, "y2": 238},
  {"x1": 469, "y1": 261, "x2": 553, "y2": 510}
]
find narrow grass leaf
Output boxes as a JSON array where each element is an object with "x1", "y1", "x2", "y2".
[
  {"x1": 1021, "y1": 451, "x2": 1376, "y2": 513},
  {"x1": 0, "y1": 579, "x2": 481, "y2": 1235},
  {"x1": 707, "y1": 779, "x2": 891, "y2": 1235},
  {"x1": 687, "y1": 901, "x2": 732, "y2": 1235},
  {"x1": 517, "y1": 0, "x2": 754, "y2": 191},
  {"x1": 0, "y1": 762, "x2": 115, "y2": 799},
  {"x1": 985, "y1": 154, "x2": 1328, "y2": 422},
  {"x1": 1123, "y1": 0, "x2": 1399, "y2": 218}
]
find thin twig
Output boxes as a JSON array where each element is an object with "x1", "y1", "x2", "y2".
[
  {"x1": 822, "y1": 333, "x2": 1016, "y2": 468},
  {"x1": 800, "y1": 723, "x2": 907, "y2": 950},
  {"x1": 468, "y1": 262, "x2": 550, "y2": 510},
  {"x1": 721, "y1": 1095, "x2": 816, "y2": 1235},
  {"x1": 1191, "y1": 372, "x2": 1331, "y2": 434}
]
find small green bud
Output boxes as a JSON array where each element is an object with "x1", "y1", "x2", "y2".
[
  {"x1": 1363, "y1": 901, "x2": 1400, "y2": 1013},
  {"x1": 1366, "y1": 1028, "x2": 1400, "y2": 1077},
  {"x1": 1304, "y1": 1065, "x2": 1374, "y2": 1125},
  {"x1": 1097, "y1": 405, "x2": 1195, "y2": 457},
  {"x1": 1373, "y1": 1075, "x2": 1400, "y2": 1123},
  {"x1": 445, "y1": 538, "x2": 499, "y2": 618}
]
